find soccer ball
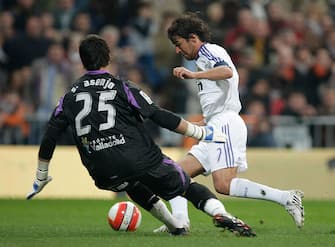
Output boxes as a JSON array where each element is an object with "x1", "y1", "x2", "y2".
[{"x1": 107, "y1": 201, "x2": 142, "y2": 231}]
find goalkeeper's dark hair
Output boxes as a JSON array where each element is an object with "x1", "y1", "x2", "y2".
[
  {"x1": 167, "y1": 12, "x2": 211, "y2": 44},
  {"x1": 79, "y1": 34, "x2": 110, "y2": 70}
]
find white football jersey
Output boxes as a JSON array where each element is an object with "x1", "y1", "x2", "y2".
[{"x1": 195, "y1": 43, "x2": 241, "y2": 120}]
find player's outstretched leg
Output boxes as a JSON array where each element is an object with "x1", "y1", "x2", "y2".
[
  {"x1": 284, "y1": 190, "x2": 304, "y2": 228},
  {"x1": 184, "y1": 182, "x2": 256, "y2": 237},
  {"x1": 126, "y1": 181, "x2": 188, "y2": 236},
  {"x1": 213, "y1": 214, "x2": 256, "y2": 237},
  {"x1": 229, "y1": 178, "x2": 304, "y2": 228}
]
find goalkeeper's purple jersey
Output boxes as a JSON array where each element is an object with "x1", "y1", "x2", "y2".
[{"x1": 47, "y1": 70, "x2": 165, "y2": 184}]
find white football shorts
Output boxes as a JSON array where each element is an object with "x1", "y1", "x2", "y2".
[{"x1": 189, "y1": 111, "x2": 248, "y2": 174}]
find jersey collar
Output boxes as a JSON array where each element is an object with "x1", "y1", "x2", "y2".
[
  {"x1": 86, "y1": 70, "x2": 109, "y2": 75},
  {"x1": 196, "y1": 43, "x2": 207, "y2": 60}
]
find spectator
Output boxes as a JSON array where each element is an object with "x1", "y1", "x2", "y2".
[
  {"x1": 307, "y1": 48, "x2": 332, "y2": 106},
  {"x1": 302, "y1": 0, "x2": 328, "y2": 50},
  {"x1": 29, "y1": 41, "x2": 72, "y2": 114},
  {"x1": 247, "y1": 117, "x2": 277, "y2": 147},
  {"x1": 6, "y1": 67, "x2": 32, "y2": 101},
  {"x1": 127, "y1": 0, "x2": 161, "y2": 90},
  {"x1": 281, "y1": 91, "x2": 317, "y2": 117},
  {"x1": 224, "y1": 7, "x2": 255, "y2": 65},
  {"x1": 205, "y1": 1, "x2": 226, "y2": 46},
  {"x1": 221, "y1": 0, "x2": 241, "y2": 29},
  {"x1": 288, "y1": 11, "x2": 307, "y2": 45},
  {"x1": 40, "y1": 11, "x2": 62, "y2": 42},
  {"x1": 71, "y1": 11, "x2": 93, "y2": 35},
  {"x1": 272, "y1": 27, "x2": 299, "y2": 51},
  {"x1": 242, "y1": 77, "x2": 272, "y2": 114},
  {"x1": 53, "y1": 0, "x2": 78, "y2": 33},
  {"x1": 270, "y1": 45, "x2": 306, "y2": 96},
  {"x1": 319, "y1": 14, "x2": 334, "y2": 37},
  {"x1": 0, "y1": 11, "x2": 15, "y2": 40},
  {"x1": 183, "y1": 0, "x2": 212, "y2": 17},
  {"x1": 99, "y1": 25, "x2": 122, "y2": 63},
  {"x1": 0, "y1": 0, "x2": 335, "y2": 147},
  {"x1": 247, "y1": 18, "x2": 272, "y2": 68},
  {"x1": 303, "y1": 0, "x2": 328, "y2": 38},
  {"x1": 265, "y1": 1, "x2": 289, "y2": 35},
  {"x1": 0, "y1": 11, "x2": 15, "y2": 88},
  {"x1": 3, "y1": 15, "x2": 51, "y2": 71},
  {"x1": 28, "y1": 41, "x2": 72, "y2": 143},
  {"x1": 81, "y1": 0, "x2": 107, "y2": 31},
  {"x1": 243, "y1": 98, "x2": 277, "y2": 148},
  {"x1": 85, "y1": 0, "x2": 135, "y2": 30},
  {"x1": 318, "y1": 86, "x2": 335, "y2": 115},
  {"x1": 153, "y1": 10, "x2": 179, "y2": 87},
  {"x1": 117, "y1": 45, "x2": 142, "y2": 80},
  {"x1": 0, "y1": 91, "x2": 31, "y2": 144},
  {"x1": 11, "y1": 0, "x2": 40, "y2": 31},
  {"x1": 64, "y1": 31, "x2": 85, "y2": 78},
  {"x1": 294, "y1": 45, "x2": 314, "y2": 79}
]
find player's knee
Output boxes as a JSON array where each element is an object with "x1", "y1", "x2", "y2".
[
  {"x1": 212, "y1": 168, "x2": 237, "y2": 195},
  {"x1": 214, "y1": 180, "x2": 231, "y2": 195}
]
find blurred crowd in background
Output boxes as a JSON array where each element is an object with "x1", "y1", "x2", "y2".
[{"x1": 0, "y1": 0, "x2": 335, "y2": 147}]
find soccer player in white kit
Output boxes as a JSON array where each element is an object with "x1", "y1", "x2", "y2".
[{"x1": 154, "y1": 13, "x2": 304, "y2": 233}]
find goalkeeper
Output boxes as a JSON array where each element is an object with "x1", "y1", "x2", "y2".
[{"x1": 27, "y1": 34, "x2": 255, "y2": 237}]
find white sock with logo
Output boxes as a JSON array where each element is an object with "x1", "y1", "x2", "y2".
[{"x1": 229, "y1": 178, "x2": 290, "y2": 205}]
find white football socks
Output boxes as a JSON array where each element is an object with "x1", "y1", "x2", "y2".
[
  {"x1": 170, "y1": 196, "x2": 229, "y2": 222},
  {"x1": 150, "y1": 200, "x2": 183, "y2": 232},
  {"x1": 229, "y1": 178, "x2": 290, "y2": 205},
  {"x1": 167, "y1": 178, "x2": 292, "y2": 228},
  {"x1": 169, "y1": 196, "x2": 190, "y2": 226},
  {"x1": 203, "y1": 198, "x2": 229, "y2": 216}
]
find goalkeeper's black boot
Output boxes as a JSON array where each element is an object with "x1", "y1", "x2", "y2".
[{"x1": 213, "y1": 214, "x2": 256, "y2": 237}]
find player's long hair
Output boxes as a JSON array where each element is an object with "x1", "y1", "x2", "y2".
[
  {"x1": 79, "y1": 34, "x2": 110, "y2": 70},
  {"x1": 167, "y1": 12, "x2": 211, "y2": 44}
]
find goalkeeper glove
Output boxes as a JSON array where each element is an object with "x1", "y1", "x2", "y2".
[
  {"x1": 186, "y1": 123, "x2": 227, "y2": 143},
  {"x1": 26, "y1": 160, "x2": 52, "y2": 200}
]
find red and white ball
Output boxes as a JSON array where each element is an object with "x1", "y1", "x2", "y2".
[{"x1": 107, "y1": 201, "x2": 142, "y2": 231}]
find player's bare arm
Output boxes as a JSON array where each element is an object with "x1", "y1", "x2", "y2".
[
  {"x1": 173, "y1": 67, "x2": 195, "y2": 79},
  {"x1": 173, "y1": 66, "x2": 232, "y2": 80},
  {"x1": 197, "y1": 65, "x2": 233, "y2": 80},
  {"x1": 172, "y1": 65, "x2": 231, "y2": 80}
]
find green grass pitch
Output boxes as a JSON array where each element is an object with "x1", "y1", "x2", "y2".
[{"x1": 1, "y1": 198, "x2": 334, "y2": 247}]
